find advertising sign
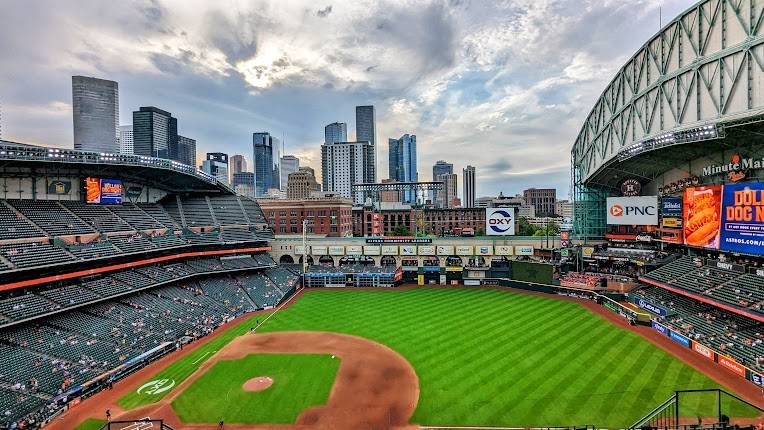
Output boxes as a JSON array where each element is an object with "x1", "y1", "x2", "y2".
[
  {"x1": 328, "y1": 245, "x2": 345, "y2": 255},
  {"x1": 692, "y1": 341, "x2": 714, "y2": 360},
  {"x1": 418, "y1": 246, "x2": 435, "y2": 256},
  {"x1": 662, "y1": 217, "x2": 682, "y2": 228},
  {"x1": 719, "y1": 355, "x2": 747, "y2": 377},
  {"x1": 436, "y1": 245, "x2": 454, "y2": 256},
  {"x1": 719, "y1": 182, "x2": 764, "y2": 255},
  {"x1": 47, "y1": 180, "x2": 71, "y2": 195},
  {"x1": 381, "y1": 245, "x2": 398, "y2": 255},
  {"x1": 753, "y1": 373, "x2": 764, "y2": 386},
  {"x1": 495, "y1": 245, "x2": 513, "y2": 256},
  {"x1": 294, "y1": 246, "x2": 308, "y2": 255},
  {"x1": 486, "y1": 208, "x2": 515, "y2": 235},
  {"x1": 634, "y1": 297, "x2": 668, "y2": 316},
  {"x1": 363, "y1": 246, "x2": 380, "y2": 256},
  {"x1": 366, "y1": 237, "x2": 432, "y2": 244},
  {"x1": 652, "y1": 321, "x2": 669, "y2": 336},
  {"x1": 311, "y1": 245, "x2": 327, "y2": 255},
  {"x1": 86, "y1": 177, "x2": 124, "y2": 204},
  {"x1": 400, "y1": 245, "x2": 417, "y2": 256},
  {"x1": 661, "y1": 197, "x2": 683, "y2": 216},
  {"x1": 669, "y1": 331, "x2": 691, "y2": 348},
  {"x1": 346, "y1": 245, "x2": 363, "y2": 255},
  {"x1": 606, "y1": 196, "x2": 658, "y2": 225},
  {"x1": 582, "y1": 247, "x2": 595, "y2": 258},
  {"x1": 477, "y1": 245, "x2": 493, "y2": 255},
  {"x1": 514, "y1": 246, "x2": 534, "y2": 256},
  {"x1": 456, "y1": 245, "x2": 473, "y2": 256},
  {"x1": 683, "y1": 185, "x2": 722, "y2": 249}
]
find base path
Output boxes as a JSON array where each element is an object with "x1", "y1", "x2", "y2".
[{"x1": 105, "y1": 331, "x2": 420, "y2": 430}]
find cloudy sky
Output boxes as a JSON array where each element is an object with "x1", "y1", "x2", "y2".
[{"x1": 0, "y1": 0, "x2": 689, "y2": 199}]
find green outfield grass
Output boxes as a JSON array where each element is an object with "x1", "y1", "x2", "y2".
[
  {"x1": 117, "y1": 312, "x2": 270, "y2": 410},
  {"x1": 171, "y1": 354, "x2": 339, "y2": 424},
  {"x1": 257, "y1": 288, "x2": 754, "y2": 427}
]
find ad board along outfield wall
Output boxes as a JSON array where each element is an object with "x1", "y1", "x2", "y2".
[{"x1": 606, "y1": 196, "x2": 658, "y2": 225}]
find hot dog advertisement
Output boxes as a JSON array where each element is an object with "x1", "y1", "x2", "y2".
[
  {"x1": 683, "y1": 185, "x2": 722, "y2": 249},
  {"x1": 719, "y1": 182, "x2": 764, "y2": 255}
]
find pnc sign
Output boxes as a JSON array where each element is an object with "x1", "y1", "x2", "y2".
[
  {"x1": 486, "y1": 208, "x2": 515, "y2": 236},
  {"x1": 606, "y1": 196, "x2": 658, "y2": 225}
]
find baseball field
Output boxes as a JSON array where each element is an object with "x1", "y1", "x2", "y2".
[{"x1": 97, "y1": 287, "x2": 759, "y2": 428}]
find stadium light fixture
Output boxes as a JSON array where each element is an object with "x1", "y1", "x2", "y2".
[{"x1": 616, "y1": 123, "x2": 720, "y2": 162}]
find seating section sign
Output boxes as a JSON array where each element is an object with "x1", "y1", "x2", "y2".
[{"x1": 719, "y1": 182, "x2": 764, "y2": 255}]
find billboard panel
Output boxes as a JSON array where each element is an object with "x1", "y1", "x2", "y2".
[
  {"x1": 328, "y1": 245, "x2": 345, "y2": 255},
  {"x1": 85, "y1": 177, "x2": 124, "y2": 204},
  {"x1": 400, "y1": 245, "x2": 417, "y2": 256},
  {"x1": 476, "y1": 245, "x2": 493, "y2": 255},
  {"x1": 661, "y1": 197, "x2": 683, "y2": 216},
  {"x1": 683, "y1": 185, "x2": 722, "y2": 249},
  {"x1": 381, "y1": 245, "x2": 398, "y2": 255},
  {"x1": 418, "y1": 245, "x2": 435, "y2": 256},
  {"x1": 606, "y1": 196, "x2": 658, "y2": 225},
  {"x1": 719, "y1": 182, "x2": 764, "y2": 255},
  {"x1": 436, "y1": 245, "x2": 454, "y2": 256},
  {"x1": 495, "y1": 245, "x2": 513, "y2": 256},
  {"x1": 346, "y1": 245, "x2": 362, "y2": 255},
  {"x1": 363, "y1": 246, "x2": 381, "y2": 256},
  {"x1": 311, "y1": 245, "x2": 327, "y2": 255},
  {"x1": 486, "y1": 208, "x2": 515, "y2": 235},
  {"x1": 455, "y1": 245, "x2": 473, "y2": 256},
  {"x1": 514, "y1": 246, "x2": 534, "y2": 256}
]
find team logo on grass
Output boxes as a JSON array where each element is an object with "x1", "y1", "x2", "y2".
[{"x1": 136, "y1": 379, "x2": 176, "y2": 395}]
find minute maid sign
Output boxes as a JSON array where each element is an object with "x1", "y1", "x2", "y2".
[{"x1": 486, "y1": 208, "x2": 515, "y2": 236}]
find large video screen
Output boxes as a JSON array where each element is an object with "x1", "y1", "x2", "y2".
[
  {"x1": 683, "y1": 185, "x2": 722, "y2": 249},
  {"x1": 85, "y1": 177, "x2": 123, "y2": 204},
  {"x1": 719, "y1": 182, "x2": 764, "y2": 255}
]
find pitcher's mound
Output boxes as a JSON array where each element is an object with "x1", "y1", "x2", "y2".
[{"x1": 242, "y1": 376, "x2": 273, "y2": 392}]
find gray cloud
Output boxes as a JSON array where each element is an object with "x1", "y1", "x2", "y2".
[
  {"x1": 0, "y1": 0, "x2": 691, "y2": 198},
  {"x1": 316, "y1": 5, "x2": 332, "y2": 18}
]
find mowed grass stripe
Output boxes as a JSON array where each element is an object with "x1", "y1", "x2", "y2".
[{"x1": 259, "y1": 288, "x2": 741, "y2": 427}]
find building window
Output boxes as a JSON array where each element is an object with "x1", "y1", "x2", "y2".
[
  {"x1": 290, "y1": 210, "x2": 297, "y2": 216},
  {"x1": 330, "y1": 226, "x2": 338, "y2": 232},
  {"x1": 279, "y1": 226, "x2": 286, "y2": 233},
  {"x1": 291, "y1": 226, "x2": 298, "y2": 233}
]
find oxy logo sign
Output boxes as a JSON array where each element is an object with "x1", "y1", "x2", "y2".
[
  {"x1": 136, "y1": 379, "x2": 176, "y2": 395},
  {"x1": 486, "y1": 208, "x2": 515, "y2": 236},
  {"x1": 606, "y1": 196, "x2": 658, "y2": 226}
]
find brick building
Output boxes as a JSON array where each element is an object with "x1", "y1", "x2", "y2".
[
  {"x1": 353, "y1": 207, "x2": 486, "y2": 236},
  {"x1": 258, "y1": 197, "x2": 353, "y2": 237}
]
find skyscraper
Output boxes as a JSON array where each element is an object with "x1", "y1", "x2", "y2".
[
  {"x1": 324, "y1": 122, "x2": 347, "y2": 144},
  {"x1": 176, "y1": 136, "x2": 196, "y2": 167},
  {"x1": 388, "y1": 134, "x2": 417, "y2": 203},
  {"x1": 355, "y1": 106, "x2": 376, "y2": 146},
  {"x1": 436, "y1": 173, "x2": 457, "y2": 208},
  {"x1": 72, "y1": 76, "x2": 119, "y2": 153},
  {"x1": 463, "y1": 165, "x2": 476, "y2": 208},
  {"x1": 118, "y1": 125, "x2": 133, "y2": 155},
  {"x1": 202, "y1": 152, "x2": 229, "y2": 185},
  {"x1": 432, "y1": 160, "x2": 453, "y2": 206},
  {"x1": 287, "y1": 166, "x2": 321, "y2": 199},
  {"x1": 279, "y1": 155, "x2": 300, "y2": 191},
  {"x1": 253, "y1": 132, "x2": 280, "y2": 197},
  {"x1": 231, "y1": 155, "x2": 247, "y2": 175},
  {"x1": 321, "y1": 140, "x2": 375, "y2": 204},
  {"x1": 132, "y1": 106, "x2": 177, "y2": 159}
]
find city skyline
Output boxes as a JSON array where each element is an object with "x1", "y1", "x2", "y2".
[{"x1": 0, "y1": 0, "x2": 689, "y2": 198}]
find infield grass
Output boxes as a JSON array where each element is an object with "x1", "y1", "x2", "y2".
[
  {"x1": 117, "y1": 312, "x2": 270, "y2": 409},
  {"x1": 257, "y1": 288, "x2": 754, "y2": 427},
  {"x1": 172, "y1": 354, "x2": 339, "y2": 424}
]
